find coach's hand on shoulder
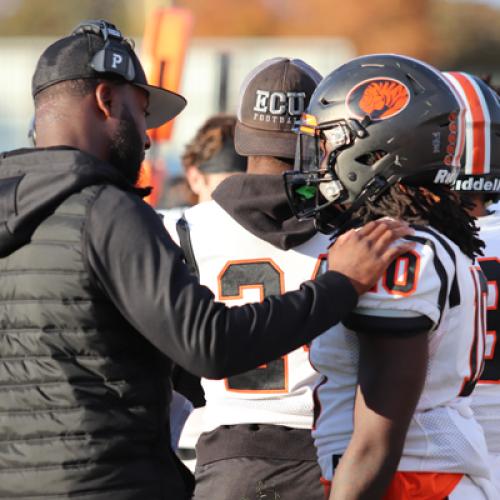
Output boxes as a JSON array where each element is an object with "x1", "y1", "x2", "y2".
[{"x1": 329, "y1": 218, "x2": 414, "y2": 296}]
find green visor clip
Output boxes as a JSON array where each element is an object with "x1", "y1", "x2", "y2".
[{"x1": 295, "y1": 185, "x2": 317, "y2": 200}]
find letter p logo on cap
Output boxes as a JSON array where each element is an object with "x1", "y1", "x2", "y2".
[
  {"x1": 104, "y1": 48, "x2": 127, "y2": 75},
  {"x1": 111, "y1": 52, "x2": 123, "y2": 69}
]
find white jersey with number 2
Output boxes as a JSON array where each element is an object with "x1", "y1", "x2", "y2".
[{"x1": 175, "y1": 200, "x2": 332, "y2": 432}]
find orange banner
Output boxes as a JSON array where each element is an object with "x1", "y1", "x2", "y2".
[
  {"x1": 139, "y1": 159, "x2": 166, "y2": 207},
  {"x1": 142, "y1": 7, "x2": 193, "y2": 142}
]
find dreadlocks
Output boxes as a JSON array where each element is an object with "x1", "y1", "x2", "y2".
[{"x1": 352, "y1": 183, "x2": 484, "y2": 260}]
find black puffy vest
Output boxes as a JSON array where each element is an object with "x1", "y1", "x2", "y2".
[{"x1": 0, "y1": 186, "x2": 189, "y2": 499}]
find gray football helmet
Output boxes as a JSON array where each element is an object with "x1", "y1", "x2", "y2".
[{"x1": 284, "y1": 54, "x2": 465, "y2": 233}]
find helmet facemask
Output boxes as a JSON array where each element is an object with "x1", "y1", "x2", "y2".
[
  {"x1": 284, "y1": 114, "x2": 395, "y2": 234},
  {"x1": 284, "y1": 114, "x2": 358, "y2": 213}
]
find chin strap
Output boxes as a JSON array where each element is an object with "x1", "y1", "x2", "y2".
[{"x1": 316, "y1": 174, "x2": 400, "y2": 241}]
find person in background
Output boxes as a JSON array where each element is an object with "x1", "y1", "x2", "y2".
[
  {"x1": 157, "y1": 175, "x2": 198, "y2": 234},
  {"x1": 172, "y1": 57, "x2": 328, "y2": 500},
  {"x1": 182, "y1": 114, "x2": 247, "y2": 203},
  {"x1": 160, "y1": 115, "x2": 244, "y2": 244},
  {"x1": 444, "y1": 71, "x2": 500, "y2": 492},
  {"x1": 158, "y1": 175, "x2": 197, "y2": 212},
  {"x1": 166, "y1": 114, "x2": 249, "y2": 463}
]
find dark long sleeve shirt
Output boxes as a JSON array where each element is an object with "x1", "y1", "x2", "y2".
[{"x1": 85, "y1": 184, "x2": 358, "y2": 378}]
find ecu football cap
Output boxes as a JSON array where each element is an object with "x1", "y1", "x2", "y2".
[{"x1": 235, "y1": 57, "x2": 322, "y2": 159}]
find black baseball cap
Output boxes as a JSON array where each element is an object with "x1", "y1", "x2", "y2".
[
  {"x1": 235, "y1": 57, "x2": 322, "y2": 158},
  {"x1": 32, "y1": 20, "x2": 187, "y2": 129}
]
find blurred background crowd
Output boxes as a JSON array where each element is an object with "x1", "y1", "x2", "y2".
[{"x1": 1, "y1": 0, "x2": 499, "y2": 209}]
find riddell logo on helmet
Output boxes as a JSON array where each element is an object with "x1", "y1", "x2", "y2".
[
  {"x1": 434, "y1": 169, "x2": 459, "y2": 184},
  {"x1": 454, "y1": 177, "x2": 500, "y2": 192},
  {"x1": 346, "y1": 78, "x2": 410, "y2": 121}
]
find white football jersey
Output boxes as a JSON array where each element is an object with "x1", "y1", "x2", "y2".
[
  {"x1": 311, "y1": 226, "x2": 491, "y2": 480},
  {"x1": 177, "y1": 200, "x2": 331, "y2": 431},
  {"x1": 473, "y1": 209, "x2": 500, "y2": 454}
]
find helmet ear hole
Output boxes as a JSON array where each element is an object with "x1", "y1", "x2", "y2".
[{"x1": 355, "y1": 150, "x2": 387, "y2": 166}]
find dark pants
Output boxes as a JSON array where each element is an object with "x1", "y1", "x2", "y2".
[{"x1": 192, "y1": 424, "x2": 323, "y2": 500}]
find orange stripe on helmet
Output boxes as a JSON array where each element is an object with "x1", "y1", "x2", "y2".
[{"x1": 448, "y1": 72, "x2": 488, "y2": 175}]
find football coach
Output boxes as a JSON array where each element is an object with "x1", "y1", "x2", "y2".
[{"x1": 0, "y1": 20, "x2": 412, "y2": 499}]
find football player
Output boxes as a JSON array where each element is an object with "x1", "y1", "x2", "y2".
[
  {"x1": 164, "y1": 114, "x2": 247, "y2": 441},
  {"x1": 285, "y1": 54, "x2": 497, "y2": 498},
  {"x1": 169, "y1": 58, "x2": 328, "y2": 500},
  {"x1": 443, "y1": 71, "x2": 500, "y2": 491},
  {"x1": 159, "y1": 114, "x2": 246, "y2": 233}
]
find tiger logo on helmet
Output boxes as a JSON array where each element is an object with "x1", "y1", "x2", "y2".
[{"x1": 347, "y1": 77, "x2": 410, "y2": 120}]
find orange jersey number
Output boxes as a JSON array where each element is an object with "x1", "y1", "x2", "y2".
[{"x1": 218, "y1": 259, "x2": 288, "y2": 394}]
